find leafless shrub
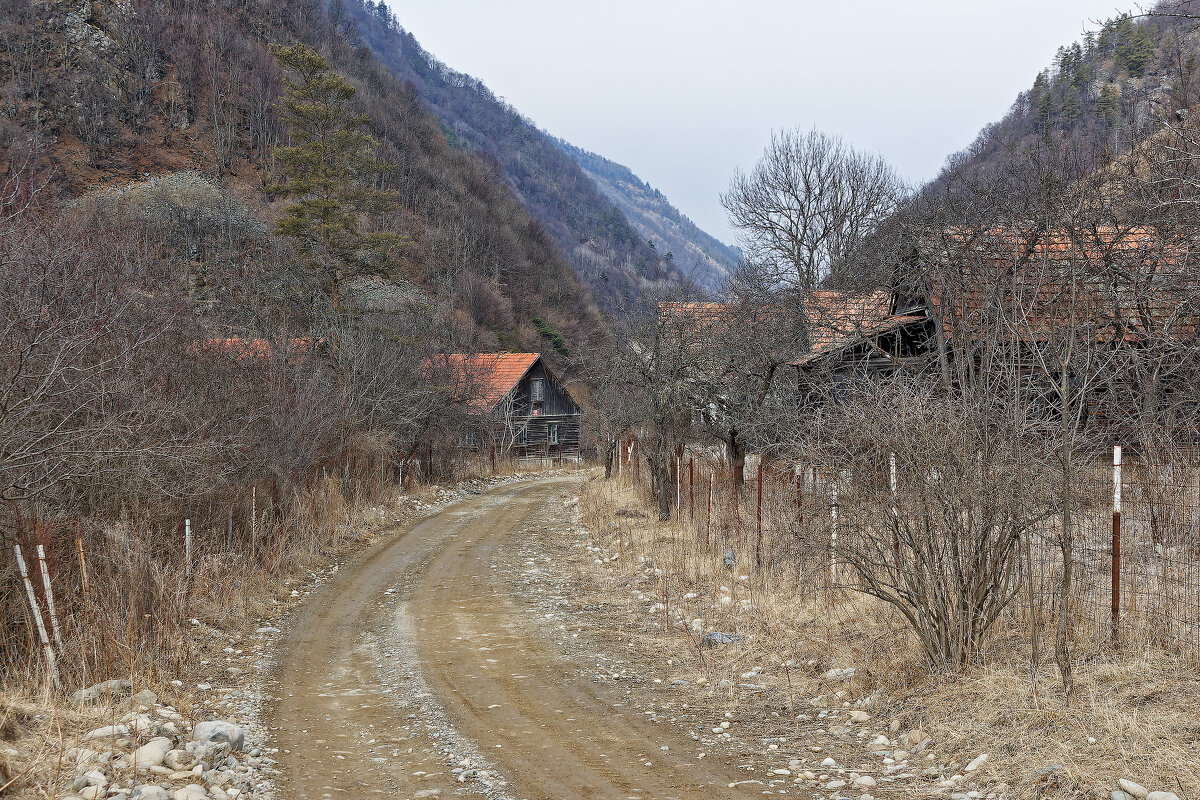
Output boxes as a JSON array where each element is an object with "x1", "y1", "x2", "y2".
[{"x1": 799, "y1": 380, "x2": 1056, "y2": 670}]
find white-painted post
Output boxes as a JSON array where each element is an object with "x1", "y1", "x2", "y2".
[
  {"x1": 251, "y1": 487, "x2": 257, "y2": 543},
  {"x1": 889, "y1": 452, "x2": 898, "y2": 521},
  {"x1": 706, "y1": 473, "x2": 714, "y2": 543},
  {"x1": 617, "y1": 439, "x2": 623, "y2": 480},
  {"x1": 14, "y1": 545, "x2": 59, "y2": 687},
  {"x1": 36, "y1": 545, "x2": 62, "y2": 649},
  {"x1": 830, "y1": 482, "x2": 839, "y2": 587},
  {"x1": 184, "y1": 518, "x2": 192, "y2": 577},
  {"x1": 1112, "y1": 444, "x2": 1122, "y2": 641}
]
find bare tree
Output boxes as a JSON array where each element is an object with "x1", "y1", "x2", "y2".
[
  {"x1": 722, "y1": 128, "x2": 905, "y2": 293},
  {"x1": 602, "y1": 291, "x2": 705, "y2": 520}
]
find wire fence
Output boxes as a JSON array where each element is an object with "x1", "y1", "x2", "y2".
[{"x1": 618, "y1": 441, "x2": 1200, "y2": 664}]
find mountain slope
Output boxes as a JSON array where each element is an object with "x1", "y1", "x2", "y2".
[
  {"x1": 0, "y1": 0, "x2": 606, "y2": 363},
  {"x1": 342, "y1": 1, "x2": 695, "y2": 305},
  {"x1": 555, "y1": 139, "x2": 739, "y2": 291},
  {"x1": 939, "y1": 2, "x2": 1200, "y2": 181}
]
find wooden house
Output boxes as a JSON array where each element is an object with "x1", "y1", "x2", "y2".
[
  {"x1": 435, "y1": 353, "x2": 583, "y2": 460},
  {"x1": 790, "y1": 226, "x2": 1200, "y2": 438}
]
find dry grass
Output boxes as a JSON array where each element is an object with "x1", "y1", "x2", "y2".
[
  {"x1": 569, "y1": 473, "x2": 1200, "y2": 799},
  {"x1": 0, "y1": 464, "x2": 533, "y2": 798}
]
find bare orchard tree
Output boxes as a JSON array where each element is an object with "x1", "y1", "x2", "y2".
[
  {"x1": 602, "y1": 292, "x2": 705, "y2": 520},
  {"x1": 799, "y1": 379, "x2": 1055, "y2": 670},
  {"x1": 721, "y1": 128, "x2": 906, "y2": 293},
  {"x1": 581, "y1": 347, "x2": 642, "y2": 479},
  {"x1": 692, "y1": 264, "x2": 808, "y2": 488},
  {"x1": 335, "y1": 312, "x2": 466, "y2": 463}
]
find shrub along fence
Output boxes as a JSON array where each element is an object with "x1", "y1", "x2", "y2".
[{"x1": 616, "y1": 444, "x2": 1200, "y2": 666}]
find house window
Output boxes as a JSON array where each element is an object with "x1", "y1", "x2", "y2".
[
  {"x1": 516, "y1": 426, "x2": 527, "y2": 445},
  {"x1": 464, "y1": 429, "x2": 476, "y2": 448},
  {"x1": 531, "y1": 378, "x2": 544, "y2": 402},
  {"x1": 548, "y1": 424, "x2": 559, "y2": 445}
]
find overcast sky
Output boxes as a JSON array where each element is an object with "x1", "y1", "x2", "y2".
[{"x1": 383, "y1": 1, "x2": 1125, "y2": 245}]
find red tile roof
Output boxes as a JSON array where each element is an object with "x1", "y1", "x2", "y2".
[{"x1": 428, "y1": 353, "x2": 541, "y2": 413}]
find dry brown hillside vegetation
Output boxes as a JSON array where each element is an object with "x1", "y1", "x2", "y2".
[{"x1": 0, "y1": 0, "x2": 613, "y2": 772}]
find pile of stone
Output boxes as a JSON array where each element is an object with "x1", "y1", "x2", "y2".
[{"x1": 59, "y1": 682, "x2": 272, "y2": 800}]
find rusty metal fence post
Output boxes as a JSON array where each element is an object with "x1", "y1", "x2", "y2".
[
  {"x1": 755, "y1": 461, "x2": 764, "y2": 568},
  {"x1": 688, "y1": 458, "x2": 694, "y2": 522}
]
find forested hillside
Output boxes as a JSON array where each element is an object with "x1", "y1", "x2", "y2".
[
  {"x1": 0, "y1": 0, "x2": 605, "y2": 357},
  {"x1": 555, "y1": 139, "x2": 739, "y2": 291},
  {"x1": 943, "y1": 1, "x2": 1200, "y2": 179},
  {"x1": 341, "y1": 0, "x2": 698, "y2": 304}
]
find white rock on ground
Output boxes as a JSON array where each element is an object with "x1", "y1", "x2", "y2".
[
  {"x1": 133, "y1": 737, "x2": 173, "y2": 770},
  {"x1": 1119, "y1": 780, "x2": 1150, "y2": 799},
  {"x1": 191, "y1": 721, "x2": 245, "y2": 751},
  {"x1": 1145, "y1": 793, "x2": 1181, "y2": 800},
  {"x1": 965, "y1": 753, "x2": 988, "y2": 772},
  {"x1": 83, "y1": 724, "x2": 129, "y2": 741},
  {"x1": 72, "y1": 679, "x2": 133, "y2": 704},
  {"x1": 131, "y1": 787, "x2": 172, "y2": 800}
]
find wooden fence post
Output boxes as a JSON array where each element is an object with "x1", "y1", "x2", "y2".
[
  {"x1": 890, "y1": 452, "x2": 900, "y2": 556},
  {"x1": 75, "y1": 532, "x2": 89, "y2": 597},
  {"x1": 1112, "y1": 444, "x2": 1122, "y2": 646},
  {"x1": 829, "y1": 480, "x2": 839, "y2": 588},
  {"x1": 675, "y1": 451, "x2": 682, "y2": 512},
  {"x1": 14, "y1": 545, "x2": 59, "y2": 688},
  {"x1": 226, "y1": 508, "x2": 234, "y2": 553},
  {"x1": 36, "y1": 545, "x2": 63, "y2": 649}
]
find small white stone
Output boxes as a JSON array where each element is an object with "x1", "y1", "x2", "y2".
[
  {"x1": 965, "y1": 753, "x2": 988, "y2": 772},
  {"x1": 1120, "y1": 780, "x2": 1150, "y2": 799}
]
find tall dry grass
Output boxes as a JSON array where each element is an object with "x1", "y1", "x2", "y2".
[{"x1": 572, "y1": 466, "x2": 1200, "y2": 797}]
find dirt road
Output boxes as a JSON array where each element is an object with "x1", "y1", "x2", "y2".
[{"x1": 266, "y1": 476, "x2": 754, "y2": 800}]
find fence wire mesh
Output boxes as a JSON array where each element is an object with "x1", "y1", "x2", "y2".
[{"x1": 632, "y1": 447, "x2": 1200, "y2": 665}]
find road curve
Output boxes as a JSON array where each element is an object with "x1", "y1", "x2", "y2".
[{"x1": 266, "y1": 476, "x2": 751, "y2": 800}]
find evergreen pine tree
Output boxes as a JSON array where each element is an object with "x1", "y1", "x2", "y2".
[
  {"x1": 1126, "y1": 25, "x2": 1154, "y2": 77},
  {"x1": 1098, "y1": 83, "x2": 1120, "y2": 125},
  {"x1": 1062, "y1": 88, "x2": 1082, "y2": 127},
  {"x1": 268, "y1": 43, "x2": 401, "y2": 299}
]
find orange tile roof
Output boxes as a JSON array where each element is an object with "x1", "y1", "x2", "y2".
[
  {"x1": 660, "y1": 292, "x2": 897, "y2": 363},
  {"x1": 427, "y1": 353, "x2": 541, "y2": 413}
]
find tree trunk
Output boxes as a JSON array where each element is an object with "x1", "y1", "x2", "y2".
[
  {"x1": 604, "y1": 439, "x2": 615, "y2": 479},
  {"x1": 728, "y1": 429, "x2": 746, "y2": 490},
  {"x1": 657, "y1": 458, "x2": 671, "y2": 522}
]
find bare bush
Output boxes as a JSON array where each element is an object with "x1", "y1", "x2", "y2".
[{"x1": 800, "y1": 381, "x2": 1055, "y2": 670}]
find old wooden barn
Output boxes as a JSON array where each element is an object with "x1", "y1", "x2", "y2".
[{"x1": 438, "y1": 353, "x2": 583, "y2": 461}]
